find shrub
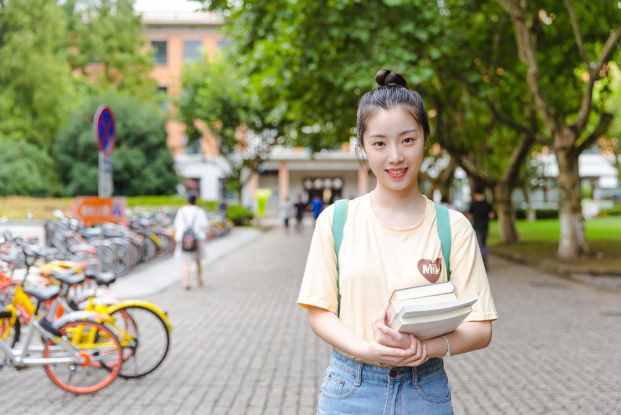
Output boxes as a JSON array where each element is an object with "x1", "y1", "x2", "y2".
[
  {"x1": 515, "y1": 208, "x2": 559, "y2": 220},
  {"x1": 0, "y1": 139, "x2": 61, "y2": 196},
  {"x1": 226, "y1": 203, "x2": 254, "y2": 226},
  {"x1": 599, "y1": 205, "x2": 621, "y2": 217},
  {"x1": 54, "y1": 93, "x2": 178, "y2": 196}
]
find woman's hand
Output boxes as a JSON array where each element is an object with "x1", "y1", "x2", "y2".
[
  {"x1": 357, "y1": 341, "x2": 413, "y2": 367},
  {"x1": 371, "y1": 314, "x2": 430, "y2": 367},
  {"x1": 372, "y1": 315, "x2": 411, "y2": 349},
  {"x1": 397, "y1": 340, "x2": 429, "y2": 367}
]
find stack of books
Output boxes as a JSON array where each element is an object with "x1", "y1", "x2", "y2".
[{"x1": 386, "y1": 282, "x2": 477, "y2": 339}]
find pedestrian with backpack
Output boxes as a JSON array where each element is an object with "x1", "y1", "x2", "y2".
[
  {"x1": 297, "y1": 69, "x2": 498, "y2": 414},
  {"x1": 174, "y1": 193, "x2": 209, "y2": 290}
]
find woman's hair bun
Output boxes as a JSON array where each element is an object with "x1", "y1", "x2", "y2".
[{"x1": 375, "y1": 69, "x2": 407, "y2": 88}]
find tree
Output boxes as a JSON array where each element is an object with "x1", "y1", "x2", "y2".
[
  {"x1": 201, "y1": 0, "x2": 538, "y2": 243},
  {"x1": 0, "y1": 139, "x2": 61, "y2": 196},
  {"x1": 605, "y1": 63, "x2": 621, "y2": 181},
  {"x1": 54, "y1": 93, "x2": 178, "y2": 196},
  {"x1": 0, "y1": 0, "x2": 75, "y2": 146},
  {"x1": 496, "y1": 0, "x2": 621, "y2": 258},
  {"x1": 62, "y1": 0, "x2": 157, "y2": 100},
  {"x1": 180, "y1": 56, "x2": 279, "y2": 202},
  {"x1": 429, "y1": 1, "x2": 541, "y2": 243}
]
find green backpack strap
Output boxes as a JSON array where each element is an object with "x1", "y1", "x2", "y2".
[
  {"x1": 332, "y1": 199, "x2": 349, "y2": 317},
  {"x1": 434, "y1": 203, "x2": 452, "y2": 281}
]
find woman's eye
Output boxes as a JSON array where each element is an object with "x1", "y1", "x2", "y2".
[
  {"x1": 373, "y1": 142, "x2": 385, "y2": 148},
  {"x1": 403, "y1": 137, "x2": 416, "y2": 144}
]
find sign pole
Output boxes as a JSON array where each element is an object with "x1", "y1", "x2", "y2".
[{"x1": 94, "y1": 106, "x2": 116, "y2": 198}]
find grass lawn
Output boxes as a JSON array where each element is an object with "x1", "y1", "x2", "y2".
[
  {"x1": 489, "y1": 217, "x2": 621, "y2": 275},
  {"x1": 0, "y1": 197, "x2": 73, "y2": 220},
  {"x1": 0, "y1": 196, "x2": 220, "y2": 221}
]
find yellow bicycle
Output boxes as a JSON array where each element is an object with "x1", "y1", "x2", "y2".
[
  {"x1": 0, "y1": 271, "x2": 122, "y2": 394},
  {"x1": 40, "y1": 260, "x2": 173, "y2": 379}
]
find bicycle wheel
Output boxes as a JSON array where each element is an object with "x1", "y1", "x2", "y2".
[
  {"x1": 109, "y1": 305, "x2": 171, "y2": 379},
  {"x1": 43, "y1": 320, "x2": 122, "y2": 394}
]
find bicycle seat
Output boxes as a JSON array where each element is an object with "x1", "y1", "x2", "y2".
[
  {"x1": 52, "y1": 269, "x2": 84, "y2": 285},
  {"x1": 94, "y1": 272, "x2": 116, "y2": 287},
  {"x1": 24, "y1": 285, "x2": 60, "y2": 302}
]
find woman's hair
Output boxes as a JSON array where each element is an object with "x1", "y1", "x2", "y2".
[{"x1": 356, "y1": 69, "x2": 430, "y2": 150}]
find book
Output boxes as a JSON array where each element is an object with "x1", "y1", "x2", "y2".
[
  {"x1": 386, "y1": 282, "x2": 478, "y2": 339},
  {"x1": 386, "y1": 282, "x2": 457, "y2": 323},
  {"x1": 389, "y1": 282, "x2": 455, "y2": 303},
  {"x1": 395, "y1": 308, "x2": 473, "y2": 339}
]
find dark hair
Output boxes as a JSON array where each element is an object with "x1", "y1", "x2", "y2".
[
  {"x1": 356, "y1": 69, "x2": 430, "y2": 150},
  {"x1": 187, "y1": 193, "x2": 197, "y2": 205}
]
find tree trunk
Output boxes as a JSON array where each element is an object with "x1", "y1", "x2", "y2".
[
  {"x1": 521, "y1": 184, "x2": 536, "y2": 221},
  {"x1": 555, "y1": 146, "x2": 589, "y2": 259},
  {"x1": 494, "y1": 182, "x2": 519, "y2": 244}
]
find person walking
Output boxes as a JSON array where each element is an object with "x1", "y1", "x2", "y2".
[
  {"x1": 174, "y1": 193, "x2": 209, "y2": 290},
  {"x1": 279, "y1": 196, "x2": 295, "y2": 231},
  {"x1": 297, "y1": 69, "x2": 498, "y2": 414},
  {"x1": 310, "y1": 195, "x2": 324, "y2": 224},
  {"x1": 294, "y1": 194, "x2": 307, "y2": 232},
  {"x1": 467, "y1": 187, "x2": 495, "y2": 270}
]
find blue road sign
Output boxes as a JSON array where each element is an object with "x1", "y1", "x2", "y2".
[{"x1": 94, "y1": 106, "x2": 116, "y2": 155}]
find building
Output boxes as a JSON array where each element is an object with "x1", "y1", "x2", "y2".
[
  {"x1": 141, "y1": 7, "x2": 230, "y2": 200},
  {"x1": 242, "y1": 144, "x2": 376, "y2": 217}
]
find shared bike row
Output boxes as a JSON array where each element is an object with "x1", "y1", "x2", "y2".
[{"x1": 0, "y1": 232, "x2": 172, "y2": 394}]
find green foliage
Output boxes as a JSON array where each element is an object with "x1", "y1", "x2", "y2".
[
  {"x1": 0, "y1": 0, "x2": 76, "y2": 146},
  {"x1": 63, "y1": 0, "x2": 157, "y2": 100},
  {"x1": 180, "y1": 55, "x2": 280, "y2": 201},
  {"x1": 54, "y1": 93, "x2": 178, "y2": 196},
  {"x1": 180, "y1": 57, "x2": 245, "y2": 153},
  {"x1": 200, "y1": 0, "x2": 533, "y2": 176},
  {"x1": 0, "y1": 139, "x2": 61, "y2": 196},
  {"x1": 226, "y1": 203, "x2": 254, "y2": 226},
  {"x1": 599, "y1": 205, "x2": 621, "y2": 217},
  {"x1": 514, "y1": 208, "x2": 559, "y2": 220}
]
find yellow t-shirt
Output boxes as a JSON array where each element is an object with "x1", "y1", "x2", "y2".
[{"x1": 297, "y1": 193, "x2": 498, "y2": 343}]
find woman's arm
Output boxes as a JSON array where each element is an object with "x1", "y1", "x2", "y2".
[
  {"x1": 307, "y1": 306, "x2": 422, "y2": 367},
  {"x1": 423, "y1": 321, "x2": 493, "y2": 359},
  {"x1": 373, "y1": 316, "x2": 493, "y2": 366}
]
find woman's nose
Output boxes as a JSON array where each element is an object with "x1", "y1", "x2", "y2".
[{"x1": 387, "y1": 144, "x2": 404, "y2": 164}]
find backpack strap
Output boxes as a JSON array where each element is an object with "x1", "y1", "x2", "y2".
[
  {"x1": 434, "y1": 203, "x2": 452, "y2": 281},
  {"x1": 332, "y1": 199, "x2": 349, "y2": 317}
]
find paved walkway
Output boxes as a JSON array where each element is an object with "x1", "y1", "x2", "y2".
[
  {"x1": 110, "y1": 227, "x2": 262, "y2": 298},
  {"x1": 1, "y1": 225, "x2": 620, "y2": 414}
]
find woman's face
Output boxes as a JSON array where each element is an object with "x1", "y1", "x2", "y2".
[{"x1": 362, "y1": 105, "x2": 425, "y2": 193}]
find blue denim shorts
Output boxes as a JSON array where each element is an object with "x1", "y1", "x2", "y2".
[{"x1": 317, "y1": 350, "x2": 454, "y2": 415}]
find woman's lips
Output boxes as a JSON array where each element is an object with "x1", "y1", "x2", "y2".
[{"x1": 386, "y1": 167, "x2": 408, "y2": 180}]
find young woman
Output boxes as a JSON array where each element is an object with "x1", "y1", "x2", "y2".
[
  {"x1": 174, "y1": 193, "x2": 209, "y2": 290},
  {"x1": 297, "y1": 69, "x2": 498, "y2": 414}
]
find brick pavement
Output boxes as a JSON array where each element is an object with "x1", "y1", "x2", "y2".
[{"x1": 1, "y1": 225, "x2": 620, "y2": 415}]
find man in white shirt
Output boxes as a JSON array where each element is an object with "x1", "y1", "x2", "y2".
[{"x1": 174, "y1": 194, "x2": 209, "y2": 290}]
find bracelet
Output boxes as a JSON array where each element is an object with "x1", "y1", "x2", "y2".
[{"x1": 442, "y1": 335, "x2": 451, "y2": 358}]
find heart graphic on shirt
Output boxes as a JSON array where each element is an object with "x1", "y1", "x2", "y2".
[{"x1": 418, "y1": 258, "x2": 442, "y2": 283}]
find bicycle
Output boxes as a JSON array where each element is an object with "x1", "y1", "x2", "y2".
[
  {"x1": 0, "y1": 271, "x2": 122, "y2": 394},
  {"x1": 41, "y1": 260, "x2": 173, "y2": 379}
]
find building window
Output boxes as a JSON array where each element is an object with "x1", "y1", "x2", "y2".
[
  {"x1": 151, "y1": 40, "x2": 167, "y2": 65},
  {"x1": 183, "y1": 40, "x2": 203, "y2": 63}
]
